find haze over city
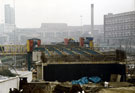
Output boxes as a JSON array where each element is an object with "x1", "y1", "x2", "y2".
[
  {"x1": 0, "y1": 0, "x2": 135, "y2": 93},
  {"x1": 0, "y1": 0, "x2": 134, "y2": 28}
]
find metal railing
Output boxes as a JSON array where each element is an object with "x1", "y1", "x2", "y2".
[{"x1": 0, "y1": 45, "x2": 27, "y2": 55}]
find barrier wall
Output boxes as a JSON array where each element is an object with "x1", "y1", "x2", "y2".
[{"x1": 0, "y1": 71, "x2": 32, "y2": 93}]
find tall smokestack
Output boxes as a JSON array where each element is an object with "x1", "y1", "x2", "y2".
[{"x1": 91, "y1": 4, "x2": 94, "y2": 34}]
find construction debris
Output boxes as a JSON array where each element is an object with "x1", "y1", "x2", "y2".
[{"x1": 9, "y1": 77, "x2": 135, "y2": 93}]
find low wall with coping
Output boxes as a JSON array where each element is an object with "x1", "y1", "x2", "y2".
[{"x1": 0, "y1": 71, "x2": 32, "y2": 93}]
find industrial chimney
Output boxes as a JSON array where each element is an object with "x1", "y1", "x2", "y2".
[{"x1": 91, "y1": 4, "x2": 94, "y2": 34}]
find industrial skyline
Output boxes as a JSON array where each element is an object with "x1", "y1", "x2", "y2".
[
  {"x1": 0, "y1": 0, "x2": 134, "y2": 28},
  {"x1": 0, "y1": 1, "x2": 135, "y2": 92}
]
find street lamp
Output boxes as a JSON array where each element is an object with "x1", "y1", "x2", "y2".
[
  {"x1": 80, "y1": 15, "x2": 83, "y2": 36},
  {"x1": 13, "y1": 0, "x2": 17, "y2": 66},
  {"x1": 13, "y1": 0, "x2": 16, "y2": 45}
]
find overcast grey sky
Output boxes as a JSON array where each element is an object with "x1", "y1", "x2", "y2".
[{"x1": 0, "y1": 0, "x2": 134, "y2": 28}]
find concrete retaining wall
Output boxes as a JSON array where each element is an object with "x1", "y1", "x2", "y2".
[{"x1": 44, "y1": 64, "x2": 126, "y2": 82}]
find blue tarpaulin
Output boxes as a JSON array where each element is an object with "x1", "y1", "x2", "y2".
[
  {"x1": 72, "y1": 76, "x2": 101, "y2": 85},
  {"x1": 72, "y1": 77, "x2": 89, "y2": 85},
  {"x1": 89, "y1": 76, "x2": 101, "y2": 83}
]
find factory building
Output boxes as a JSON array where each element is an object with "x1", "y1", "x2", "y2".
[{"x1": 104, "y1": 11, "x2": 135, "y2": 52}]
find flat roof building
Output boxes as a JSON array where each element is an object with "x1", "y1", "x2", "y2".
[
  {"x1": 5, "y1": 4, "x2": 15, "y2": 24},
  {"x1": 104, "y1": 11, "x2": 135, "y2": 53}
]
